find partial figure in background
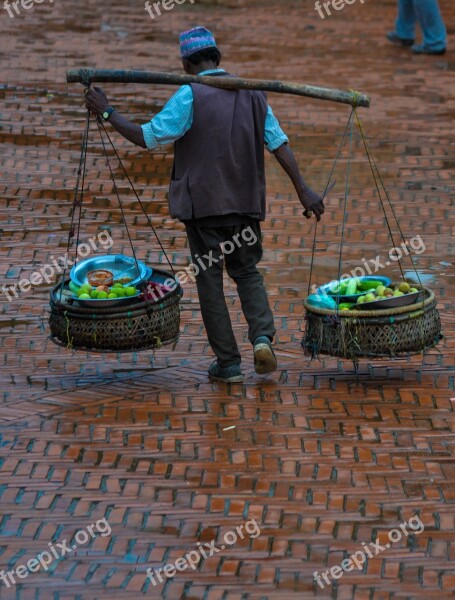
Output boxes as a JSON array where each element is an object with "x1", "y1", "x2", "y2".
[{"x1": 387, "y1": 0, "x2": 447, "y2": 55}]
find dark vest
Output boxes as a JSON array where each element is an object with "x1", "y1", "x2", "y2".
[{"x1": 168, "y1": 75, "x2": 268, "y2": 221}]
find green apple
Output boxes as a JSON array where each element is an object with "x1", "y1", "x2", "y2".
[
  {"x1": 357, "y1": 295, "x2": 365, "y2": 304},
  {"x1": 69, "y1": 281, "x2": 79, "y2": 294},
  {"x1": 398, "y1": 282, "x2": 411, "y2": 293},
  {"x1": 393, "y1": 290, "x2": 404, "y2": 297},
  {"x1": 410, "y1": 287, "x2": 418, "y2": 293},
  {"x1": 108, "y1": 293, "x2": 118, "y2": 299},
  {"x1": 364, "y1": 293, "x2": 375, "y2": 303},
  {"x1": 90, "y1": 290, "x2": 99, "y2": 299},
  {"x1": 125, "y1": 286, "x2": 137, "y2": 297},
  {"x1": 376, "y1": 285, "x2": 386, "y2": 297},
  {"x1": 97, "y1": 291, "x2": 108, "y2": 299},
  {"x1": 78, "y1": 293, "x2": 91, "y2": 300}
]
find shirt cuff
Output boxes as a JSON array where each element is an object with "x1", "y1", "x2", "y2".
[
  {"x1": 141, "y1": 122, "x2": 158, "y2": 150},
  {"x1": 266, "y1": 133, "x2": 289, "y2": 153}
]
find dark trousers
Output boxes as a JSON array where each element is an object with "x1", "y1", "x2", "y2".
[{"x1": 185, "y1": 221, "x2": 276, "y2": 368}]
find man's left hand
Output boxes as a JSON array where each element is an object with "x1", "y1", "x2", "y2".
[
  {"x1": 84, "y1": 86, "x2": 109, "y2": 116},
  {"x1": 299, "y1": 188, "x2": 325, "y2": 222}
]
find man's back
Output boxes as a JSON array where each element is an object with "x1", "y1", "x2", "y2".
[{"x1": 170, "y1": 82, "x2": 268, "y2": 222}]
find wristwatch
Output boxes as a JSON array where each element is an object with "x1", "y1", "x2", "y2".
[{"x1": 102, "y1": 107, "x2": 115, "y2": 121}]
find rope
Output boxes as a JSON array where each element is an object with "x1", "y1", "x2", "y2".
[
  {"x1": 96, "y1": 120, "x2": 176, "y2": 275},
  {"x1": 353, "y1": 108, "x2": 423, "y2": 286},
  {"x1": 307, "y1": 109, "x2": 355, "y2": 296},
  {"x1": 96, "y1": 117, "x2": 142, "y2": 279},
  {"x1": 58, "y1": 110, "x2": 91, "y2": 301},
  {"x1": 335, "y1": 110, "x2": 355, "y2": 310}
]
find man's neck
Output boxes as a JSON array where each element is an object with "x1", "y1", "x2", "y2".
[{"x1": 191, "y1": 62, "x2": 220, "y2": 75}]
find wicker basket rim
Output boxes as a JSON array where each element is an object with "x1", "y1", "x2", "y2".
[
  {"x1": 304, "y1": 287, "x2": 435, "y2": 317},
  {"x1": 51, "y1": 269, "x2": 182, "y2": 317}
]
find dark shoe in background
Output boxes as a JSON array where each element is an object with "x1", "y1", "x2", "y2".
[
  {"x1": 386, "y1": 32, "x2": 415, "y2": 47},
  {"x1": 411, "y1": 43, "x2": 446, "y2": 55}
]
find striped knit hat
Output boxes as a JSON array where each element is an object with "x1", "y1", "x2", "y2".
[{"x1": 179, "y1": 26, "x2": 217, "y2": 59}]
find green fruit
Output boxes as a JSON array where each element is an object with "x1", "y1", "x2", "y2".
[
  {"x1": 112, "y1": 283, "x2": 123, "y2": 289},
  {"x1": 69, "y1": 281, "x2": 79, "y2": 293},
  {"x1": 125, "y1": 286, "x2": 137, "y2": 297},
  {"x1": 90, "y1": 290, "x2": 99, "y2": 299},
  {"x1": 393, "y1": 290, "x2": 404, "y2": 297},
  {"x1": 97, "y1": 291, "x2": 108, "y2": 299},
  {"x1": 358, "y1": 280, "x2": 383, "y2": 291},
  {"x1": 357, "y1": 295, "x2": 365, "y2": 304},
  {"x1": 384, "y1": 288, "x2": 393, "y2": 295},
  {"x1": 78, "y1": 293, "x2": 91, "y2": 300},
  {"x1": 398, "y1": 282, "x2": 411, "y2": 293},
  {"x1": 376, "y1": 285, "x2": 386, "y2": 297},
  {"x1": 108, "y1": 293, "x2": 118, "y2": 299},
  {"x1": 410, "y1": 287, "x2": 419, "y2": 293},
  {"x1": 338, "y1": 303, "x2": 354, "y2": 310},
  {"x1": 114, "y1": 288, "x2": 126, "y2": 297},
  {"x1": 364, "y1": 293, "x2": 376, "y2": 303},
  {"x1": 77, "y1": 288, "x2": 89, "y2": 297},
  {"x1": 80, "y1": 283, "x2": 92, "y2": 292},
  {"x1": 346, "y1": 278, "x2": 358, "y2": 296}
]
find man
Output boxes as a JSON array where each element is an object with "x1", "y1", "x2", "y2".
[
  {"x1": 85, "y1": 26, "x2": 325, "y2": 383},
  {"x1": 387, "y1": 0, "x2": 447, "y2": 55}
]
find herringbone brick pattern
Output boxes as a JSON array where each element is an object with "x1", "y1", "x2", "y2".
[{"x1": 0, "y1": 0, "x2": 454, "y2": 598}]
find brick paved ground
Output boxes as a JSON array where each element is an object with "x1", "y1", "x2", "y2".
[{"x1": 1, "y1": 0, "x2": 454, "y2": 598}]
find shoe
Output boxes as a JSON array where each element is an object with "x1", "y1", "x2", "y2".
[
  {"x1": 411, "y1": 43, "x2": 446, "y2": 55},
  {"x1": 253, "y1": 336, "x2": 277, "y2": 375},
  {"x1": 386, "y1": 32, "x2": 414, "y2": 47},
  {"x1": 208, "y1": 361, "x2": 243, "y2": 383}
]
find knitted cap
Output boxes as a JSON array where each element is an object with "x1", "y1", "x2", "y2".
[{"x1": 179, "y1": 26, "x2": 217, "y2": 58}]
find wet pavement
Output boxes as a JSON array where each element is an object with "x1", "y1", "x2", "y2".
[{"x1": 1, "y1": 0, "x2": 454, "y2": 598}]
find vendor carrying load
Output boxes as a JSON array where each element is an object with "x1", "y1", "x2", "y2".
[{"x1": 84, "y1": 26, "x2": 325, "y2": 383}]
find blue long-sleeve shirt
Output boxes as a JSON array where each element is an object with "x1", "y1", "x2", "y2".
[{"x1": 141, "y1": 69, "x2": 289, "y2": 152}]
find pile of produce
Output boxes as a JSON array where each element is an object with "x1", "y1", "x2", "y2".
[
  {"x1": 334, "y1": 279, "x2": 419, "y2": 310},
  {"x1": 68, "y1": 280, "x2": 139, "y2": 300}
]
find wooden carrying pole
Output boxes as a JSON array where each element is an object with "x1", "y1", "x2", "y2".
[{"x1": 66, "y1": 69, "x2": 371, "y2": 108}]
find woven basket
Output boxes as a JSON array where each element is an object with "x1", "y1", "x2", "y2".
[
  {"x1": 49, "y1": 269, "x2": 183, "y2": 353},
  {"x1": 302, "y1": 286, "x2": 442, "y2": 359}
]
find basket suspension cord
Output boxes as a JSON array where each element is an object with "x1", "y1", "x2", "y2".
[
  {"x1": 96, "y1": 119, "x2": 176, "y2": 276},
  {"x1": 336, "y1": 110, "x2": 355, "y2": 302},
  {"x1": 96, "y1": 118, "x2": 142, "y2": 278},
  {"x1": 352, "y1": 110, "x2": 405, "y2": 279},
  {"x1": 58, "y1": 110, "x2": 91, "y2": 301},
  {"x1": 307, "y1": 108, "x2": 355, "y2": 297},
  {"x1": 353, "y1": 108, "x2": 423, "y2": 287}
]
